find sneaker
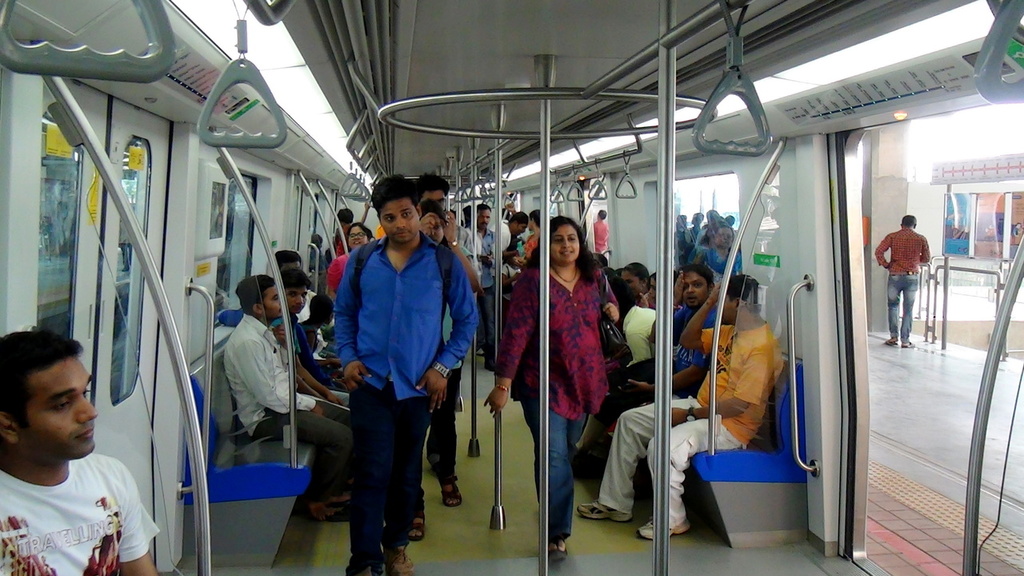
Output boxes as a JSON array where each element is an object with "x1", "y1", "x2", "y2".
[
  {"x1": 576, "y1": 501, "x2": 632, "y2": 522},
  {"x1": 901, "y1": 341, "x2": 914, "y2": 348},
  {"x1": 384, "y1": 546, "x2": 414, "y2": 576},
  {"x1": 636, "y1": 517, "x2": 691, "y2": 540}
]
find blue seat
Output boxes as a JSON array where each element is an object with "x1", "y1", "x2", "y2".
[
  {"x1": 685, "y1": 362, "x2": 809, "y2": 548},
  {"x1": 183, "y1": 377, "x2": 312, "y2": 504},
  {"x1": 217, "y1": 308, "x2": 244, "y2": 327},
  {"x1": 181, "y1": 369, "x2": 315, "y2": 567}
]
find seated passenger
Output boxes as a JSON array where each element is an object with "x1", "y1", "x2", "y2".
[
  {"x1": 621, "y1": 262, "x2": 653, "y2": 308},
  {"x1": 575, "y1": 265, "x2": 715, "y2": 460},
  {"x1": 224, "y1": 275, "x2": 353, "y2": 521},
  {"x1": 0, "y1": 330, "x2": 159, "y2": 576},
  {"x1": 280, "y1": 269, "x2": 345, "y2": 402},
  {"x1": 301, "y1": 293, "x2": 338, "y2": 364},
  {"x1": 579, "y1": 274, "x2": 781, "y2": 540}
]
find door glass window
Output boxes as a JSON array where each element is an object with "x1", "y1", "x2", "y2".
[
  {"x1": 37, "y1": 117, "x2": 84, "y2": 337},
  {"x1": 110, "y1": 137, "x2": 151, "y2": 405},
  {"x1": 215, "y1": 176, "x2": 257, "y2": 318}
]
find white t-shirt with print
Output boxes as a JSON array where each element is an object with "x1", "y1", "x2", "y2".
[{"x1": 0, "y1": 453, "x2": 159, "y2": 576}]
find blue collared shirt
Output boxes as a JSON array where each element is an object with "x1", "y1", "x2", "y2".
[
  {"x1": 334, "y1": 234, "x2": 478, "y2": 400},
  {"x1": 672, "y1": 305, "x2": 715, "y2": 383}
]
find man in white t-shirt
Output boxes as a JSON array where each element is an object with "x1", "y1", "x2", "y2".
[{"x1": 0, "y1": 330, "x2": 159, "y2": 576}]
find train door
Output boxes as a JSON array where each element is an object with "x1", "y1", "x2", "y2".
[{"x1": 89, "y1": 98, "x2": 170, "y2": 513}]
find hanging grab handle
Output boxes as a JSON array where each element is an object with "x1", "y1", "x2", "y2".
[
  {"x1": 588, "y1": 179, "x2": 609, "y2": 201},
  {"x1": 244, "y1": 0, "x2": 298, "y2": 26},
  {"x1": 198, "y1": 59, "x2": 288, "y2": 149},
  {"x1": 567, "y1": 180, "x2": 585, "y2": 202},
  {"x1": 0, "y1": 0, "x2": 175, "y2": 82},
  {"x1": 692, "y1": 0, "x2": 772, "y2": 157},
  {"x1": 975, "y1": 0, "x2": 1024, "y2": 104}
]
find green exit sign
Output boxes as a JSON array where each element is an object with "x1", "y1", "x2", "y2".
[
  {"x1": 1011, "y1": 39, "x2": 1024, "y2": 69},
  {"x1": 753, "y1": 253, "x2": 781, "y2": 268}
]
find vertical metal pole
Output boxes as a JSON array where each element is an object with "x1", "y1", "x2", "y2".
[
  {"x1": 307, "y1": 243, "x2": 320, "y2": 292},
  {"x1": 490, "y1": 116, "x2": 507, "y2": 528},
  {"x1": 469, "y1": 137, "x2": 481, "y2": 458},
  {"x1": 964, "y1": 235, "x2": 1024, "y2": 574},
  {"x1": 217, "y1": 148, "x2": 299, "y2": 468},
  {"x1": 538, "y1": 94, "x2": 552, "y2": 576},
  {"x1": 454, "y1": 148, "x2": 465, "y2": 413},
  {"x1": 188, "y1": 284, "x2": 216, "y2": 459},
  {"x1": 653, "y1": 1, "x2": 675, "y2": 571},
  {"x1": 313, "y1": 178, "x2": 349, "y2": 256},
  {"x1": 44, "y1": 77, "x2": 212, "y2": 576},
  {"x1": 296, "y1": 173, "x2": 333, "y2": 287},
  {"x1": 942, "y1": 256, "x2": 950, "y2": 350}
]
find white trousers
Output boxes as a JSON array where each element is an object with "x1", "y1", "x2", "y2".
[{"x1": 598, "y1": 398, "x2": 743, "y2": 527}]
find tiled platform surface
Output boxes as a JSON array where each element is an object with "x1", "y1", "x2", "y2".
[{"x1": 868, "y1": 461, "x2": 1024, "y2": 576}]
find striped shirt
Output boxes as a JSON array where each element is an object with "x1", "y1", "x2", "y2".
[{"x1": 875, "y1": 228, "x2": 930, "y2": 275}]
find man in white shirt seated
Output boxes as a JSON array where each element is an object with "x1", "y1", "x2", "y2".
[
  {"x1": 225, "y1": 274, "x2": 353, "y2": 522},
  {"x1": 0, "y1": 330, "x2": 159, "y2": 576}
]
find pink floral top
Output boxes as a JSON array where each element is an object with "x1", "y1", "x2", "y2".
[{"x1": 495, "y1": 268, "x2": 615, "y2": 420}]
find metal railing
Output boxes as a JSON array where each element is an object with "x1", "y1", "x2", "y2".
[{"x1": 917, "y1": 257, "x2": 1006, "y2": 352}]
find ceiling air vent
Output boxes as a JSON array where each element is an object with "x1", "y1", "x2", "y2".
[{"x1": 775, "y1": 55, "x2": 976, "y2": 126}]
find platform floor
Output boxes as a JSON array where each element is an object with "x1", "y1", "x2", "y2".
[{"x1": 868, "y1": 333, "x2": 1024, "y2": 576}]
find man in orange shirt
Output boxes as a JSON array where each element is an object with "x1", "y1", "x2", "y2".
[{"x1": 875, "y1": 215, "x2": 931, "y2": 348}]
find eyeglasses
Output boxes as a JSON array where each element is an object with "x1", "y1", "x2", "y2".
[{"x1": 349, "y1": 232, "x2": 367, "y2": 239}]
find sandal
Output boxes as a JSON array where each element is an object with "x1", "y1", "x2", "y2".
[
  {"x1": 548, "y1": 537, "x2": 567, "y2": 562},
  {"x1": 408, "y1": 510, "x2": 425, "y2": 541},
  {"x1": 884, "y1": 338, "x2": 898, "y2": 347},
  {"x1": 440, "y1": 475, "x2": 462, "y2": 507}
]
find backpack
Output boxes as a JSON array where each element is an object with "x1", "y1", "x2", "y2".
[{"x1": 349, "y1": 238, "x2": 455, "y2": 318}]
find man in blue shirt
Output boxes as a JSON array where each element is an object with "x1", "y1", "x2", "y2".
[
  {"x1": 471, "y1": 204, "x2": 496, "y2": 370},
  {"x1": 335, "y1": 176, "x2": 478, "y2": 576}
]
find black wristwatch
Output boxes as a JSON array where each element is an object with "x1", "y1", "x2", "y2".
[
  {"x1": 431, "y1": 361, "x2": 452, "y2": 379},
  {"x1": 686, "y1": 407, "x2": 696, "y2": 422}
]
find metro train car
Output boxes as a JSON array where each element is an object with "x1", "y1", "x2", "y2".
[{"x1": 3, "y1": 1, "x2": 1024, "y2": 576}]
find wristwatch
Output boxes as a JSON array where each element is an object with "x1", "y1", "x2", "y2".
[
  {"x1": 450, "y1": 239, "x2": 459, "y2": 247},
  {"x1": 686, "y1": 407, "x2": 696, "y2": 422},
  {"x1": 431, "y1": 361, "x2": 452, "y2": 379}
]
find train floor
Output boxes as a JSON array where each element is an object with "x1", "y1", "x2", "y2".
[
  {"x1": 868, "y1": 333, "x2": 1024, "y2": 576},
  {"x1": 253, "y1": 362, "x2": 859, "y2": 576}
]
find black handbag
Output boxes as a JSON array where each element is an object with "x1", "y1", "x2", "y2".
[{"x1": 598, "y1": 275, "x2": 631, "y2": 361}]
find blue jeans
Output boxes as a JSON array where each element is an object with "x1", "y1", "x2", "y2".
[
  {"x1": 520, "y1": 396, "x2": 585, "y2": 540},
  {"x1": 477, "y1": 285, "x2": 496, "y2": 354},
  {"x1": 887, "y1": 274, "x2": 919, "y2": 343},
  {"x1": 346, "y1": 382, "x2": 431, "y2": 576}
]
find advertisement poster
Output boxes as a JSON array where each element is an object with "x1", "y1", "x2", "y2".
[
  {"x1": 1011, "y1": 193, "x2": 1024, "y2": 258},
  {"x1": 974, "y1": 193, "x2": 1007, "y2": 259},
  {"x1": 943, "y1": 193, "x2": 971, "y2": 256},
  {"x1": 209, "y1": 181, "x2": 226, "y2": 240}
]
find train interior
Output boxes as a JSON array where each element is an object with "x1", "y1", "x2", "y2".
[{"x1": 5, "y1": 0, "x2": 1024, "y2": 575}]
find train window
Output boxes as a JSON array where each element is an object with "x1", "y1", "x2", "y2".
[
  {"x1": 109, "y1": 137, "x2": 151, "y2": 406},
  {"x1": 673, "y1": 173, "x2": 741, "y2": 225},
  {"x1": 215, "y1": 175, "x2": 257, "y2": 320},
  {"x1": 37, "y1": 117, "x2": 84, "y2": 337}
]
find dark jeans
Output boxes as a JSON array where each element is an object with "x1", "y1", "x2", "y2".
[
  {"x1": 416, "y1": 366, "x2": 463, "y2": 509},
  {"x1": 251, "y1": 400, "x2": 352, "y2": 502},
  {"x1": 520, "y1": 395, "x2": 585, "y2": 540},
  {"x1": 346, "y1": 382, "x2": 431, "y2": 576}
]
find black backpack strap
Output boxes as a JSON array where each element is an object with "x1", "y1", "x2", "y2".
[{"x1": 349, "y1": 239, "x2": 379, "y2": 310}]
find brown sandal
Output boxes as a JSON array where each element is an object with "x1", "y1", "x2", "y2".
[
  {"x1": 440, "y1": 475, "x2": 462, "y2": 507},
  {"x1": 408, "y1": 509, "x2": 425, "y2": 541}
]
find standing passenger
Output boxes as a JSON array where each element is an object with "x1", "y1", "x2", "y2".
[
  {"x1": 416, "y1": 173, "x2": 449, "y2": 204},
  {"x1": 875, "y1": 214, "x2": 930, "y2": 348},
  {"x1": 593, "y1": 209, "x2": 610, "y2": 256},
  {"x1": 335, "y1": 176, "x2": 477, "y2": 576},
  {"x1": 485, "y1": 216, "x2": 619, "y2": 562},
  {"x1": 326, "y1": 223, "x2": 373, "y2": 299}
]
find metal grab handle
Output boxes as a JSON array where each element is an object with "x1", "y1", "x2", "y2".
[
  {"x1": 217, "y1": 149, "x2": 299, "y2": 468},
  {"x1": 551, "y1": 188, "x2": 567, "y2": 204},
  {"x1": 589, "y1": 179, "x2": 609, "y2": 200},
  {"x1": 0, "y1": 0, "x2": 175, "y2": 82},
  {"x1": 243, "y1": 0, "x2": 298, "y2": 26},
  {"x1": 307, "y1": 243, "x2": 321, "y2": 292},
  {"x1": 786, "y1": 275, "x2": 820, "y2": 477},
  {"x1": 188, "y1": 284, "x2": 216, "y2": 459},
  {"x1": 975, "y1": 0, "x2": 1024, "y2": 104},
  {"x1": 692, "y1": 0, "x2": 772, "y2": 157},
  {"x1": 614, "y1": 174, "x2": 638, "y2": 199},
  {"x1": 198, "y1": 59, "x2": 288, "y2": 149},
  {"x1": 45, "y1": 77, "x2": 211, "y2": 576},
  {"x1": 566, "y1": 180, "x2": 585, "y2": 202}
]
